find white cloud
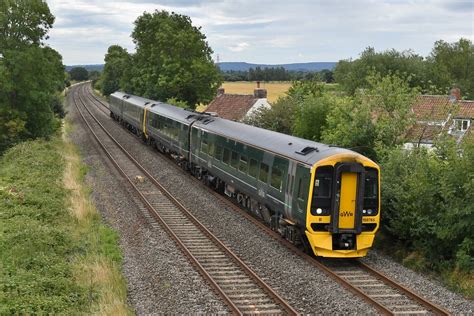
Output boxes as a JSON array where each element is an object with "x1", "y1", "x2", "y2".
[
  {"x1": 44, "y1": 0, "x2": 473, "y2": 64},
  {"x1": 228, "y1": 42, "x2": 250, "y2": 52}
]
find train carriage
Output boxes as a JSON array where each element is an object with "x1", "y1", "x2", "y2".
[
  {"x1": 144, "y1": 103, "x2": 197, "y2": 159},
  {"x1": 190, "y1": 117, "x2": 380, "y2": 257},
  {"x1": 110, "y1": 91, "x2": 381, "y2": 258}
]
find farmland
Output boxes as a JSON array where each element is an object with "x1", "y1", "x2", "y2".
[{"x1": 221, "y1": 81, "x2": 292, "y2": 103}]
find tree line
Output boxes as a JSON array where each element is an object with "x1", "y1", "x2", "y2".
[
  {"x1": 97, "y1": 10, "x2": 221, "y2": 109},
  {"x1": 220, "y1": 67, "x2": 334, "y2": 83},
  {"x1": 0, "y1": 0, "x2": 66, "y2": 154}
]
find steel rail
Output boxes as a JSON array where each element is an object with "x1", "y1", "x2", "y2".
[{"x1": 72, "y1": 83, "x2": 298, "y2": 316}]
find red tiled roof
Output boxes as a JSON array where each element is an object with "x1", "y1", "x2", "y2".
[
  {"x1": 206, "y1": 94, "x2": 258, "y2": 121},
  {"x1": 456, "y1": 100, "x2": 474, "y2": 118},
  {"x1": 412, "y1": 95, "x2": 453, "y2": 121},
  {"x1": 405, "y1": 123, "x2": 443, "y2": 143}
]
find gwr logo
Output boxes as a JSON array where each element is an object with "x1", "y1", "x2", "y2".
[{"x1": 340, "y1": 211, "x2": 353, "y2": 217}]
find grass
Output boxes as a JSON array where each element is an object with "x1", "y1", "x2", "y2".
[{"x1": 0, "y1": 122, "x2": 131, "y2": 314}]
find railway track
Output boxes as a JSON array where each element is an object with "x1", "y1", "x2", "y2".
[
  {"x1": 80, "y1": 83, "x2": 451, "y2": 315},
  {"x1": 71, "y1": 83, "x2": 298, "y2": 315}
]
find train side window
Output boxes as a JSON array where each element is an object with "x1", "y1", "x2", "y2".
[
  {"x1": 231, "y1": 151, "x2": 239, "y2": 168},
  {"x1": 249, "y1": 159, "x2": 258, "y2": 178},
  {"x1": 208, "y1": 141, "x2": 215, "y2": 157},
  {"x1": 215, "y1": 145, "x2": 223, "y2": 160},
  {"x1": 271, "y1": 166, "x2": 283, "y2": 191},
  {"x1": 223, "y1": 148, "x2": 230, "y2": 164},
  {"x1": 259, "y1": 162, "x2": 269, "y2": 183},
  {"x1": 201, "y1": 138, "x2": 208, "y2": 154},
  {"x1": 239, "y1": 156, "x2": 248, "y2": 173},
  {"x1": 297, "y1": 178, "x2": 304, "y2": 199}
]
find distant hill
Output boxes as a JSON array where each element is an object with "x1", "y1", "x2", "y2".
[
  {"x1": 65, "y1": 62, "x2": 336, "y2": 73},
  {"x1": 217, "y1": 62, "x2": 336, "y2": 72},
  {"x1": 65, "y1": 64, "x2": 104, "y2": 72}
]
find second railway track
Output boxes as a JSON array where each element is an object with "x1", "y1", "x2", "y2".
[
  {"x1": 78, "y1": 82, "x2": 452, "y2": 315},
  {"x1": 72, "y1": 83, "x2": 298, "y2": 315}
]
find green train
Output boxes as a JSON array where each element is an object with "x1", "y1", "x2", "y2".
[{"x1": 110, "y1": 91, "x2": 380, "y2": 258}]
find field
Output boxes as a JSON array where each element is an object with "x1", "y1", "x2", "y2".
[{"x1": 221, "y1": 81, "x2": 291, "y2": 102}]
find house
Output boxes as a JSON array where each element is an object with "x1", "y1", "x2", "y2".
[
  {"x1": 404, "y1": 88, "x2": 474, "y2": 149},
  {"x1": 205, "y1": 83, "x2": 271, "y2": 121}
]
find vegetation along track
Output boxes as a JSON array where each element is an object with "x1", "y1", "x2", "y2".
[
  {"x1": 72, "y1": 83, "x2": 298, "y2": 315},
  {"x1": 82, "y1": 83, "x2": 451, "y2": 315}
]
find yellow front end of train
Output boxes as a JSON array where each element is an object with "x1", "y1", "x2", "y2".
[{"x1": 305, "y1": 154, "x2": 381, "y2": 258}]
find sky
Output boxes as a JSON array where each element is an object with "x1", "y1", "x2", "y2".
[{"x1": 45, "y1": 0, "x2": 474, "y2": 66}]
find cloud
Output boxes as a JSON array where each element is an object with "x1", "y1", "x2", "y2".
[
  {"x1": 45, "y1": 0, "x2": 473, "y2": 65},
  {"x1": 228, "y1": 42, "x2": 250, "y2": 52}
]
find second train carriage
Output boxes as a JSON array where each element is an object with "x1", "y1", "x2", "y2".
[{"x1": 109, "y1": 92, "x2": 381, "y2": 258}]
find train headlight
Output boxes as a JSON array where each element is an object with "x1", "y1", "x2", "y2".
[
  {"x1": 316, "y1": 208, "x2": 323, "y2": 215},
  {"x1": 367, "y1": 209, "x2": 373, "y2": 215},
  {"x1": 363, "y1": 209, "x2": 367, "y2": 214}
]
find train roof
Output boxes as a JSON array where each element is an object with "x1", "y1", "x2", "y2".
[
  {"x1": 193, "y1": 116, "x2": 360, "y2": 166},
  {"x1": 111, "y1": 91, "x2": 198, "y2": 124}
]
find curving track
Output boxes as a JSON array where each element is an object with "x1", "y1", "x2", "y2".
[
  {"x1": 71, "y1": 83, "x2": 298, "y2": 315},
  {"x1": 79, "y1": 82, "x2": 451, "y2": 316}
]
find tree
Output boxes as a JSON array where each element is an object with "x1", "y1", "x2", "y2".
[
  {"x1": 322, "y1": 72, "x2": 418, "y2": 160},
  {"x1": 128, "y1": 10, "x2": 221, "y2": 108},
  {"x1": 100, "y1": 45, "x2": 130, "y2": 96},
  {"x1": 0, "y1": 0, "x2": 64, "y2": 153},
  {"x1": 0, "y1": 0, "x2": 54, "y2": 50},
  {"x1": 426, "y1": 38, "x2": 474, "y2": 99},
  {"x1": 69, "y1": 67, "x2": 88, "y2": 81},
  {"x1": 333, "y1": 47, "x2": 428, "y2": 95}
]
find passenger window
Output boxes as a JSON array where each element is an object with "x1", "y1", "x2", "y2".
[
  {"x1": 208, "y1": 142, "x2": 215, "y2": 157},
  {"x1": 222, "y1": 148, "x2": 230, "y2": 164},
  {"x1": 259, "y1": 162, "x2": 269, "y2": 183},
  {"x1": 215, "y1": 145, "x2": 223, "y2": 160},
  {"x1": 297, "y1": 178, "x2": 304, "y2": 199},
  {"x1": 231, "y1": 151, "x2": 239, "y2": 168},
  {"x1": 201, "y1": 139, "x2": 208, "y2": 154},
  {"x1": 271, "y1": 166, "x2": 283, "y2": 191},
  {"x1": 249, "y1": 159, "x2": 258, "y2": 178},
  {"x1": 239, "y1": 156, "x2": 248, "y2": 173}
]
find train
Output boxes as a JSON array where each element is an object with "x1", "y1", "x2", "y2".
[{"x1": 109, "y1": 91, "x2": 381, "y2": 258}]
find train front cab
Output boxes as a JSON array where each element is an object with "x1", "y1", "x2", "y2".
[{"x1": 305, "y1": 154, "x2": 380, "y2": 258}]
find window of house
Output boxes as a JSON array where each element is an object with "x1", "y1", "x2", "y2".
[{"x1": 455, "y1": 119, "x2": 471, "y2": 132}]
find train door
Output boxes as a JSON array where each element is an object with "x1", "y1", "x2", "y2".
[{"x1": 329, "y1": 163, "x2": 365, "y2": 234}]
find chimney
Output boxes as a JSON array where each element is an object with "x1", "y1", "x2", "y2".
[
  {"x1": 254, "y1": 81, "x2": 267, "y2": 98},
  {"x1": 217, "y1": 87, "x2": 225, "y2": 96},
  {"x1": 254, "y1": 88, "x2": 267, "y2": 99},
  {"x1": 450, "y1": 88, "x2": 461, "y2": 101}
]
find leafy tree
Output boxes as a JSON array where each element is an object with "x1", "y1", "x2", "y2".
[
  {"x1": 244, "y1": 96, "x2": 298, "y2": 134},
  {"x1": 334, "y1": 47, "x2": 428, "y2": 95},
  {"x1": 0, "y1": 0, "x2": 54, "y2": 50},
  {"x1": 0, "y1": 0, "x2": 64, "y2": 153},
  {"x1": 100, "y1": 45, "x2": 130, "y2": 96},
  {"x1": 293, "y1": 94, "x2": 336, "y2": 141},
  {"x1": 426, "y1": 38, "x2": 474, "y2": 99},
  {"x1": 322, "y1": 72, "x2": 418, "y2": 159},
  {"x1": 128, "y1": 10, "x2": 221, "y2": 108},
  {"x1": 69, "y1": 67, "x2": 88, "y2": 81}
]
